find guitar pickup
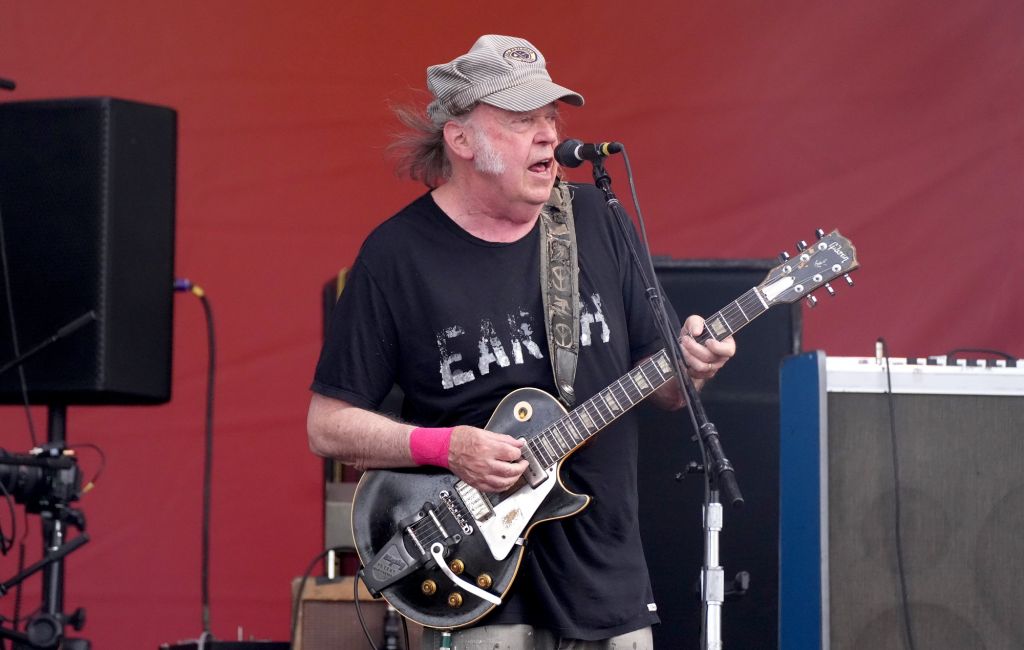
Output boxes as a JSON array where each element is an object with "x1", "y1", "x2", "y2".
[
  {"x1": 519, "y1": 437, "x2": 548, "y2": 488},
  {"x1": 455, "y1": 481, "x2": 495, "y2": 522}
]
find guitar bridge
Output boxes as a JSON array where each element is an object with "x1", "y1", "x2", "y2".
[{"x1": 439, "y1": 489, "x2": 474, "y2": 535}]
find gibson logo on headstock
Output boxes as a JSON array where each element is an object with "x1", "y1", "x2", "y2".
[{"x1": 827, "y1": 241, "x2": 850, "y2": 263}]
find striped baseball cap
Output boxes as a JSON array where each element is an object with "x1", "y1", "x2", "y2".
[{"x1": 426, "y1": 35, "x2": 584, "y2": 123}]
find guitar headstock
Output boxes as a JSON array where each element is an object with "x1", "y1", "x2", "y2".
[{"x1": 757, "y1": 229, "x2": 859, "y2": 307}]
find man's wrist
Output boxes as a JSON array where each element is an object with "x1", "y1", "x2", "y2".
[{"x1": 409, "y1": 427, "x2": 454, "y2": 468}]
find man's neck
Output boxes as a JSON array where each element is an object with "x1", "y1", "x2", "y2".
[{"x1": 431, "y1": 181, "x2": 544, "y2": 243}]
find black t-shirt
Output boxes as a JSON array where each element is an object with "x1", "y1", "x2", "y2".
[{"x1": 312, "y1": 182, "x2": 673, "y2": 639}]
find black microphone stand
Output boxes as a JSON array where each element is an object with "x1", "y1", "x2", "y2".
[{"x1": 587, "y1": 155, "x2": 743, "y2": 649}]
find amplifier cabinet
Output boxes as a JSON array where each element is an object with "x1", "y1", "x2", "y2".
[
  {"x1": 779, "y1": 352, "x2": 1024, "y2": 650},
  {"x1": 292, "y1": 576, "x2": 423, "y2": 650}
]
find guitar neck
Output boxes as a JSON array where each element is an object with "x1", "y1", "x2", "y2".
[
  {"x1": 694, "y1": 286, "x2": 768, "y2": 344},
  {"x1": 527, "y1": 350, "x2": 675, "y2": 467},
  {"x1": 527, "y1": 283, "x2": 776, "y2": 467}
]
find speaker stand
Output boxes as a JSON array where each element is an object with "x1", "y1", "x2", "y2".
[{"x1": 31, "y1": 405, "x2": 89, "y2": 650}]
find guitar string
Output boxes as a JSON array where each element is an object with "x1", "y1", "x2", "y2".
[
  {"x1": 710, "y1": 292, "x2": 761, "y2": 336},
  {"x1": 565, "y1": 358, "x2": 662, "y2": 449},
  {"x1": 717, "y1": 254, "x2": 842, "y2": 325},
  {"x1": 524, "y1": 356, "x2": 668, "y2": 468}
]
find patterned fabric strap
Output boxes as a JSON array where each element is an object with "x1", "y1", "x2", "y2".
[{"x1": 538, "y1": 180, "x2": 580, "y2": 406}]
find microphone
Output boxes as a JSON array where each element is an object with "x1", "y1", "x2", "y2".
[{"x1": 554, "y1": 139, "x2": 623, "y2": 168}]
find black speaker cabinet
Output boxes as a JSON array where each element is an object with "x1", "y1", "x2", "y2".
[
  {"x1": 638, "y1": 258, "x2": 801, "y2": 650},
  {"x1": 780, "y1": 353, "x2": 1024, "y2": 649},
  {"x1": 292, "y1": 576, "x2": 423, "y2": 650},
  {"x1": 0, "y1": 98, "x2": 176, "y2": 404}
]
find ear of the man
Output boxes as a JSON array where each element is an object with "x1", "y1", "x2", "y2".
[{"x1": 443, "y1": 120, "x2": 474, "y2": 162}]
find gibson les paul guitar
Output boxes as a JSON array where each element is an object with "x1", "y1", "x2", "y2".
[{"x1": 351, "y1": 229, "x2": 858, "y2": 629}]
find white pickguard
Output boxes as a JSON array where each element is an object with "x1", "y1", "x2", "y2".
[{"x1": 457, "y1": 469, "x2": 559, "y2": 561}]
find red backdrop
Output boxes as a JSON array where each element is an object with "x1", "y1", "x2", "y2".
[{"x1": 1, "y1": 2, "x2": 1021, "y2": 647}]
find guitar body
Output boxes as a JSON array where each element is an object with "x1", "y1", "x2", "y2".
[{"x1": 352, "y1": 387, "x2": 589, "y2": 629}]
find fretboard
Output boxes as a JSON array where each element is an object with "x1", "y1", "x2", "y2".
[
  {"x1": 695, "y1": 287, "x2": 768, "y2": 344},
  {"x1": 525, "y1": 349, "x2": 676, "y2": 469},
  {"x1": 523, "y1": 283, "x2": 775, "y2": 468}
]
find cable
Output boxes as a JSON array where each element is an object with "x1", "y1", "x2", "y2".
[
  {"x1": 879, "y1": 337, "x2": 916, "y2": 650},
  {"x1": 0, "y1": 202, "x2": 39, "y2": 446},
  {"x1": 0, "y1": 475, "x2": 14, "y2": 555},
  {"x1": 175, "y1": 279, "x2": 217, "y2": 637},
  {"x1": 352, "y1": 569, "x2": 380, "y2": 650},
  {"x1": 68, "y1": 443, "x2": 107, "y2": 494},
  {"x1": 619, "y1": 147, "x2": 714, "y2": 500},
  {"x1": 944, "y1": 347, "x2": 1016, "y2": 362},
  {"x1": 13, "y1": 531, "x2": 29, "y2": 637}
]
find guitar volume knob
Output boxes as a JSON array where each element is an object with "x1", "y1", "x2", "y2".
[
  {"x1": 514, "y1": 401, "x2": 533, "y2": 422},
  {"x1": 449, "y1": 559, "x2": 464, "y2": 575},
  {"x1": 447, "y1": 592, "x2": 464, "y2": 608},
  {"x1": 421, "y1": 580, "x2": 437, "y2": 595},
  {"x1": 477, "y1": 574, "x2": 493, "y2": 589}
]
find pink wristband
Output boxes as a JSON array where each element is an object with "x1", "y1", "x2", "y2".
[{"x1": 409, "y1": 427, "x2": 453, "y2": 468}]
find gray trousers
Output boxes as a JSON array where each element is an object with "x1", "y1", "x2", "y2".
[{"x1": 421, "y1": 624, "x2": 654, "y2": 650}]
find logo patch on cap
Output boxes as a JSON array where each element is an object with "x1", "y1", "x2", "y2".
[{"x1": 503, "y1": 46, "x2": 538, "y2": 64}]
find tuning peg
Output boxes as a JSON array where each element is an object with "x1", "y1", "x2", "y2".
[
  {"x1": 815, "y1": 228, "x2": 825, "y2": 239},
  {"x1": 843, "y1": 274, "x2": 854, "y2": 287},
  {"x1": 805, "y1": 294, "x2": 818, "y2": 308},
  {"x1": 778, "y1": 251, "x2": 791, "y2": 263},
  {"x1": 796, "y1": 240, "x2": 808, "y2": 251},
  {"x1": 824, "y1": 282, "x2": 836, "y2": 296}
]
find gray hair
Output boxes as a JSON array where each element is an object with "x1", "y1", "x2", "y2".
[{"x1": 389, "y1": 105, "x2": 474, "y2": 189}]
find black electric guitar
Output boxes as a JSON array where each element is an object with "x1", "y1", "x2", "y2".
[{"x1": 351, "y1": 229, "x2": 859, "y2": 629}]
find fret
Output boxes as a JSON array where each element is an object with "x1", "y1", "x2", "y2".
[
  {"x1": 551, "y1": 423, "x2": 571, "y2": 452},
  {"x1": 565, "y1": 415, "x2": 585, "y2": 443},
  {"x1": 579, "y1": 408, "x2": 597, "y2": 432},
  {"x1": 535, "y1": 438, "x2": 554, "y2": 466},
  {"x1": 537, "y1": 349, "x2": 681, "y2": 465},
  {"x1": 704, "y1": 312, "x2": 734, "y2": 340},
  {"x1": 741, "y1": 290, "x2": 766, "y2": 318},
  {"x1": 589, "y1": 395, "x2": 609, "y2": 424},
  {"x1": 727, "y1": 289, "x2": 766, "y2": 332},
  {"x1": 733, "y1": 299, "x2": 748, "y2": 321},
  {"x1": 616, "y1": 384, "x2": 638, "y2": 409},
  {"x1": 653, "y1": 351, "x2": 673, "y2": 379},
  {"x1": 630, "y1": 367, "x2": 651, "y2": 393},
  {"x1": 602, "y1": 388, "x2": 623, "y2": 413},
  {"x1": 625, "y1": 370, "x2": 641, "y2": 396},
  {"x1": 616, "y1": 381, "x2": 638, "y2": 407},
  {"x1": 644, "y1": 363, "x2": 659, "y2": 390},
  {"x1": 551, "y1": 423, "x2": 572, "y2": 454}
]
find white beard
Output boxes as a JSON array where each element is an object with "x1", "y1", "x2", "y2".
[{"x1": 469, "y1": 125, "x2": 507, "y2": 176}]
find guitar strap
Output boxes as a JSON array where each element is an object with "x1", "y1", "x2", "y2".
[{"x1": 538, "y1": 180, "x2": 580, "y2": 406}]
